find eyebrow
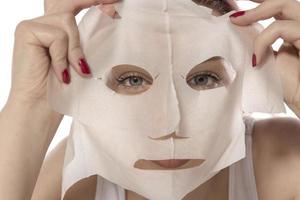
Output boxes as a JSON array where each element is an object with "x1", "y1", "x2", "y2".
[{"x1": 191, "y1": 0, "x2": 234, "y2": 14}]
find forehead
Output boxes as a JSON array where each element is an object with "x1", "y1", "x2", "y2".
[{"x1": 83, "y1": 6, "x2": 245, "y2": 78}]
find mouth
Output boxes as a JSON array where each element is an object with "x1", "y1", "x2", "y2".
[{"x1": 134, "y1": 159, "x2": 205, "y2": 170}]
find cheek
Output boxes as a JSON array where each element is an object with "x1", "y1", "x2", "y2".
[
  {"x1": 173, "y1": 72, "x2": 242, "y2": 136},
  {"x1": 177, "y1": 86, "x2": 230, "y2": 133}
]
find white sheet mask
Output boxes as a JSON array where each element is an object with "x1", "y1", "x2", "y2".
[{"x1": 47, "y1": 0, "x2": 286, "y2": 199}]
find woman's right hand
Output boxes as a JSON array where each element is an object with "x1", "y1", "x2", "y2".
[{"x1": 8, "y1": 0, "x2": 119, "y2": 122}]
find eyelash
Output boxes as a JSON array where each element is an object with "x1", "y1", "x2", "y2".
[
  {"x1": 116, "y1": 71, "x2": 222, "y2": 90},
  {"x1": 187, "y1": 71, "x2": 223, "y2": 89},
  {"x1": 116, "y1": 72, "x2": 152, "y2": 87},
  {"x1": 187, "y1": 71, "x2": 220, "y2": 81}
]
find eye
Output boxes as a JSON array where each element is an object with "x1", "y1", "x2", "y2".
[
  {"x1": 186, "y1": 71, "x2": 224, "y2": 90},
  {"x1": 117, "y1": 72, "x2": 150, "y2": 87},
  {"x1": 116, "y1": 72, "x2": 152, "y2": 88},
  {"x1": 106, "y1": 65, "x2": 153, "y2": 95}
]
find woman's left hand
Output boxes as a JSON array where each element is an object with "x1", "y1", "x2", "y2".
[{"x1": 230, "y1": 0, "x2": 300, "y2": 117}]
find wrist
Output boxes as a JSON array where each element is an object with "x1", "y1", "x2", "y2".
[
  {"x1": 2, "y1": 94, "x2": 63, "y2": 137},
  {"x1": 0, "y1": 95, "x2": 63, "y2": 200}
]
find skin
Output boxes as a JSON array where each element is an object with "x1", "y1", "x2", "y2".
[{"x1": 0, "y1": 0, "x2": 300, "y2": 199}]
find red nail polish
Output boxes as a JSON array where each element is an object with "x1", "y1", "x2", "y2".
[
  {"x1": 252, "y1": 54, "x2": 257, "y2": 67},
  {"x1": 229, "y1": 11, "x2": 246, "y2": 18},
  {"x1": 79, "y1": 58, "x2": 91, "y2": 74},
  {"x1": 62, "y1": 69, "x2": 70, "y2": 84}
]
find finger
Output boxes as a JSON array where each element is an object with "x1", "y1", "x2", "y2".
[
  {"x1": 254, "y1": 20, "x2": 300, "y2": 66},
  {"x1": 45, "y1": 0, "x2": 119, "y2": 15},
  {"x1": 235, "y1": 0, "x2": 264, "y2": 2},
  {"x1": 33, "y1": 13, "x2": 92, "y2": 78},
  {"x1": 231, "y1": 0, "x2": 300, "y2": 24},
  {"x1": 15, "y1": 21, "x2": 70, "y2": 84},
  {"x1": 72, "y1": 0, "x2": 119, "y2": 11},
  {"x1": 230, "y1": 0, "x2": 283, "y2": 25},
  {"x1": 98, "y1": 3, "x2": 118, "y2": 17}
]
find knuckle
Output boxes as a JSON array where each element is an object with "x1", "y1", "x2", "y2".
[
  {"x1": 56, "y1": 29, "x2": 69, "y2": 41},
  {"x1": 53, "y1": 56, "x2": 67, "y2": 66},
  {"x1": 61, "y1": 12, "x2": 76, "y2": 26},
  {"x1": 50, "y1": 46, "x2": 68, "y2": 65},
  {"x1": 15, "y1": 20, "x2": 32, "y2": 36},
  {"x1": 254, "y1": 35, "x2": 263, "y2": 50},
  {"x1": 68, "y1": 45, "x2": 82, "y2": 62},
  {"x1": 269, "y1": 21, "x2": 282, "y2": 35}
]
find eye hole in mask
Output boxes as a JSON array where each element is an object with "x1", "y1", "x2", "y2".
[
  {"x1": 185, "y1": 56, "x2": 234, "y2": 90},
  {"x1": 106, "y1": 64, "x2": 154, "y2": 95}
]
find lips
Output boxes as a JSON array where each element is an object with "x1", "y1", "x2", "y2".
[
  {"x1": 134, "y1": 159, "x2": 205, "y2": 170},
  {"x1": 153, "y1": 159, "x2": 190, "y2": 168}
]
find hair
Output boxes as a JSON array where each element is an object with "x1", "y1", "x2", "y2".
[{"x1": 192, "y1": 0, "x2": 238, "y2": 14}]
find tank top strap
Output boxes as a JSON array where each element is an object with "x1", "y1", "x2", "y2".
[
  {"x1": 228, "y1": 114, "x2": 259, "y2": 200},
  {"x1": 243, "y1": 114, "x2": 256, "y2": 136},
  {"x1": 95, "y1": 176, "x2": 125, "y2": 200}
]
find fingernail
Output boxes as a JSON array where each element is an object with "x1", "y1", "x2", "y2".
[
  {"x1": 62, "y1": 68, "x2": 71, "y2": 84},
  {"x1": 79, "y1": 58, "x2": 91, "y2": 74},
  {"x1": 229, "y1": 11, "x2": 246, "y2": 18},
  {"x1": 252, "y1": 54, "x2": 257, "y2": 67}
]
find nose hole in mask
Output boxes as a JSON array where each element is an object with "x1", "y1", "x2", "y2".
[{"x1": 148, "y1": 132, "x2": 189, "y2": 140}]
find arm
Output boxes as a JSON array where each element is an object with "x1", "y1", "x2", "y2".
[
  {"x1": 0, "y1": 0, "x2": 119, "y2": 198},
  {"x1": 287, "y1": 102, "x2": 300, "y2": 119},
  {"x1": 253, "y1": 117, "x2": 300, "y2": 199},
  {"x1": 31, "y1": 137, "x2": 67, "y2": 200},
  {"x1": 0, "y1": 99, "x2": 62, "y2": 200},
  {"x1": 31, "y1": 137, "x2": 97, "y2": 200}
]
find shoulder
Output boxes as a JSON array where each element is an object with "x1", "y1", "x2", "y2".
[
  {"x1": 253, "y1": 116, "x2": 300, "y2": 155},
  {"x1": 31, "y1": 138, "x2": 97, "y2": 200},
  {"x1": 251, "y1": 116, "x2": 300, "y2": 199}
]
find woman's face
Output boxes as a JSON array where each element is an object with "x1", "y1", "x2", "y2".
[
  {"x1": 49, "y1": 1, "x2": 283, "y2": 199},
  {"x1": 106, "y1": 57, "x2": 234, "y2": 169}
]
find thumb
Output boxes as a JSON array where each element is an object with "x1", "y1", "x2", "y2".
[
  {"x1": 98, "y1": 3, "x2": 118, "y2": 17},
  {"x1": 72, "y1": 0, "x2": 119, "y2": 15},
  {"x1": 45, "y1": 0, "x2": 118, "y2": 16}
]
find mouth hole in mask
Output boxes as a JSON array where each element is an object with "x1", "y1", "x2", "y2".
[
  {"x1": 185, "y1": 56, "x2": 234, "y2": 91},
  {"x1": 106, "y1": 64, "x2": 154, "y2": 95},
  {"x1": 134, "y1": 159, "x2": 206, "y2": 170}
]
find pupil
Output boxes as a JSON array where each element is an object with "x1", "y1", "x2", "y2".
[
  {"x1": 130, "y1": 76, "x2": 142, "y2": 86},
  {"x1": 195, "y1": 75, "x2": 208, "y2": 85}
]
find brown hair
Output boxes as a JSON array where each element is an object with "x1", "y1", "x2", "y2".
[{"x1": 192, "y1": 0, "x2": 237, "y2": 14}]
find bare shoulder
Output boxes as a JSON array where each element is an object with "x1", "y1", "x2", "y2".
[
  {"x1": 252, "y1": 116, "x2": 300, "y2": 200},
  {"x1": 31, "y1": 138, "x2": 97, "y2": 200}
]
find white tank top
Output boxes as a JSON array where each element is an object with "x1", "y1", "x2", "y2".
[{"x1": 94, "y1": 115, "x2": 259, "y2": 200}]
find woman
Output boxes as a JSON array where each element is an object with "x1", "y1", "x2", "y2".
[{"x1": 0, "y1": 0, "x2": 300, "y2": 199}]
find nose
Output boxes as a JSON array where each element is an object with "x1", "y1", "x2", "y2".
[{"x1": 149, "y1": 131, "x2": 188, "y2": 140}]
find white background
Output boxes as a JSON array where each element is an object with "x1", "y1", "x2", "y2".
[{"x1": 0, "y1": 1, "x2": 297, "y2": 153}]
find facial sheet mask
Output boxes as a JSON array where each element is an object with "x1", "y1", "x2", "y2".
[{"x1": 47, "y1": 0, "x2": 286, "y2": 199}]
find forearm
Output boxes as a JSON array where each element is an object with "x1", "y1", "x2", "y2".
[{"x1": 0, "y1": 98, "x2": 62, "y2": 200}]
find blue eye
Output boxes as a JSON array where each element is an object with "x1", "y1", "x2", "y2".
[
  {"x1": 118, "y1": 76, "x2": 145, "y2": 86},
  {"x1": 193, "y1": 74, "x2": 210, "y2": 85},
  {"x1": 116, "y1": 72, "x2": 152, "y2": 88},
  {"x1": 187, "y1": 72, "x2": 223, "y2": 90}
]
